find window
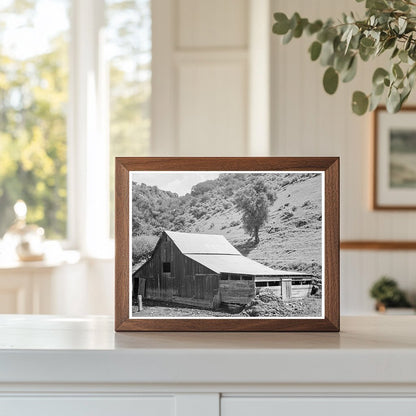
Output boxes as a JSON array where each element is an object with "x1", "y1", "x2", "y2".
[
  {"x1": 230, "y1": 275, "x2": 240, "y2": 281},
  {"x1": 242, "y1": 275, "x2": 253, "y2": 281},
  {"x1": 0, "y1": 0, "x2": 151, "y2": 252},
  {"x1": 220, "y1": 274, "x2": 229, "y2": 281},
  {"x1": 106, "y1": 0, "x2": 151, "y2": 237},
  {"x1": 269, "y1": 281, "x2": 281, "y2": 286},
  {"x1": 162, "y1": 262, "x2": 171, "y2": 273},
  {"x1": 292, "y1": 281, "x2": 301, "y2": 285},
  {"x1": 256, "y1": 281, "x2": 267, "y2": 287},
  {"x1": 0, "y1": 0, "x2": 70, "y2": 239}
]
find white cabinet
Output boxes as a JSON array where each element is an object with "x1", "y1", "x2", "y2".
[
  {"x1": 222, "y1": 398, "x2": 416, "y2": 416},
  {"x1": 1, "y1": 396, "x2": 175, "y2": 416},
  {"x1": 0, "y1": 316, "x2": 416, "y2": 416}
]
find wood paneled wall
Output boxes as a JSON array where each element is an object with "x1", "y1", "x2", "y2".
[{"x1": 152, "y1": 0, "x2": 250, "y2": 156}]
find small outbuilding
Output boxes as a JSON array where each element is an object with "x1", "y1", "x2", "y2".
[{"x1": 132, "y1": 231, "x2": 313, "y2": 310}]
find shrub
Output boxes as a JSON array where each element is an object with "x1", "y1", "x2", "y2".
[
  {"x1": 295, "y1": 219, "x2": 307, "y2": 228},
  {"x1": 280, "y1": 211, "x2": 294, "y2": 220},
  {"x1": 370, "y1": 276, "x2": 411, "y2": 308},
  {"x1": 132, "y1": 235, "x2": 158, "y2": 266}
]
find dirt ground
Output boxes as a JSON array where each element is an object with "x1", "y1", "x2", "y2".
[{"x1": 132, "y1": 296, "x2": 322, "y2": 318}]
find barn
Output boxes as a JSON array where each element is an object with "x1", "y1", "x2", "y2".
[{"x1": 132, "y1": 230, "x2": 314, "y2": 310}]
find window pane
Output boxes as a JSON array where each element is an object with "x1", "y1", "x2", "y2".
[
  {"x1": 106, "y1": 0, "x2": 151, "y2": 236},
  {"x1": 0, "y1": 0, "x2": 70, "y2": 239}
]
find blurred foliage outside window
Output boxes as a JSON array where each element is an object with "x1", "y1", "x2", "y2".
[
  {"x1": 0, "y1": 0, "x2": 151, "y2": 240},
  {"x1": 107, "y1": 0, "x2": 151, "y2": 237},
  {"x1": 0, "y1": 0, "x2": 70, "y2": 239}
]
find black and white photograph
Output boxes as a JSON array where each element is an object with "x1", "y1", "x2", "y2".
[{"x1": 129, "y1": 171, "x2": 324, "y2": 319}]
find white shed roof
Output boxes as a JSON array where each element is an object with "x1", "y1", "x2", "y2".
[{"x1": 185, "y1": 254, "x2": 299, "y2": 276}]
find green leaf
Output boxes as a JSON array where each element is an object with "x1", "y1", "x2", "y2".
[
  {"x1": 393, "y1": 0, "x2": 410, "y2": 11},
  {"x1": 369, "y1": 92, "x2": 383, "y2": 111},
  {"x1": 383, "y1": 37, "x2": 396, "y2": 50},
  {"x1": 352, "y1": 91, "x2": 369, "y2": 115},
  {"x1": 307, "y1": 20, "x2": 323, "y2": 35},
  {"x1": 372, "y1": 67, "x2": 389, "y2": 86},
  {"x1": 398, "y1": 17, "x2": 407, "y2": 34},
  {"x1": 386, "y1": 87, "x2": 401, "y2": 113},
  {"x1": 323, "y1": 67, "x2": 339, "y2": 94},
  {"x1": 282, "y1": 29, "x2": 293, "y2": 44},
  {"x1": 334, "y1": 52, "x2": 351, "y2": 72},
  {"x1": 309, "y1": 41, "x2": 322, "y2": 61},
  {"x1": 293, "y1": 18, "x2": 308, "y2": 38},
  {"x1": 393, "y1": 63, "x2": 404, "y2": 79},
  {"x1": 366, "y1": 0, "x2": 388, "y2": 10},
  {"x1": 400, "y1": 87, "x2": 411, "y2": 106},
  {"x1": 391, "y1": 47, "x2": 399, "y2": 59},
  {"x1": 320, "y1": 40, "x2": 335, "y2": 66},
  {"x1": 374, "y1": 82, "x2": 385, "y2": 96},
  {"x1": 273, "y1": 13, "x2": 290, "y2": 35},
  {"x1": 290, "y1": 12, "x2": 301, "y2": 30},
  {"x1": 405, "y1": 34, "x2": 413, "y2": 51},
  {"x1": 317, "y1": 30, "x2": 328, "y2": 43},
  {"x1": 360, "y1": 37, "x2": 375, "y2": 48},
  {"x1": 399, "y1": 49, "x2": 408, "y2": 63},
  {"x1": 342, "y1": 56, "x2": 357, "y2": 82}
]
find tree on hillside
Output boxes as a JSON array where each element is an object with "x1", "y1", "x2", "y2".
[{"x1": 234, "y1": 179, "x2": 275, "y2": 244}]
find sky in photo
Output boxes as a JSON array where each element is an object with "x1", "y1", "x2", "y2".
[{"x1": 131, "y1": 172, "x2": 221, "y2": 195}]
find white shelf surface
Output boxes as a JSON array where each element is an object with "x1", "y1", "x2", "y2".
[{"x1": 0, "y1": 315, "x2": 415, "y2": 387}]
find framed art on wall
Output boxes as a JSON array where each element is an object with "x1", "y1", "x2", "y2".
[
  {"x1": 374, "y1": 106, "x2": 416, "y2": 210},
  {"x1": 115, "y1": 157, "x2": 339, "y2": 331}
]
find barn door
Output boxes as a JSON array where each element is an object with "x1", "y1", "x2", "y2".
[
  {"x1": 282, "y1": 279, "x2": 292, "y2": 300},
  {"x1": 138, "y1": 279, "x2": 146, "y2": 297}
]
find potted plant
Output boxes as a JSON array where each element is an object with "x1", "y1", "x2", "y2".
[{"x1": 369, "y1": 276, "x2": 413, "y2": 312}]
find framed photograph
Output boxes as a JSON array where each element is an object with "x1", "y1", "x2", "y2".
[
  {"x1": 373, "y1": 106, "x2": 416, "y2": 209},
  {"x1": 115, "y1": 157, "x2": 339, "y2": 331}
]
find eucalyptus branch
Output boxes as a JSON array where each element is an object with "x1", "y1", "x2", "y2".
[{"x1": 272, "y1": 0, "x2": 416, "y2": 115}]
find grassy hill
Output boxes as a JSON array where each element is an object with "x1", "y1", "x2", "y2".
[{"x1": 131, "y1": 173, "x2": 322, "y2": 279}]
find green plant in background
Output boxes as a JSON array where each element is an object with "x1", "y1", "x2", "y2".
[
  {"x1": 369, "y1": 276, "x2": 411, "y2": 308},
  {"x1": 272, "y1": 0, "x2": 416, "y2": 115}
]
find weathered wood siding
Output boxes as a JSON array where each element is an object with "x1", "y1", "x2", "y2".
[
  {"x1": 291, "y1": 283, "x2": 312, "y2": 299},
  {"x1": 219, "y1": 278, "x2": 256, "y2": 306},
  {"x1": 254, "y1": 276, "x2": 313, "y2": 300},
  {"x1": 135, "y1": 232, "x2": 220, "y2": 309}
]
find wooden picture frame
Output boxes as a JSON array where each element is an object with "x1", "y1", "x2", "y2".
[
  {"x1": 115, "y1": 157, "x2": 339, "y2": 332},
  {"x1": 373, "y1": 106, "x2": 416, "y2": 210}
]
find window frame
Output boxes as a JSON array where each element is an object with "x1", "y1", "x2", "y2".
[{"x1": 67, "y1": 0, "x2": 111, "y2": 257}]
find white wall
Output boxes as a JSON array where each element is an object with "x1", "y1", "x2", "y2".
[
  {"x1": 271, "y1": 0, "x2": 416, "y2": 313},
  {"x1": 152, "y1": 0, "x2": 271, "y2": 156}
]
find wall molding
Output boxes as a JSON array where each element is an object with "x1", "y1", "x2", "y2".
[{"x1": 340, "y1": 241, "x2": 416, "y2": 250}]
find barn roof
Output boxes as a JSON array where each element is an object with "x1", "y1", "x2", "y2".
[
  {"x1": 185, "y1": 254, "x2": 307, "y2": 276},
  {"x1": 165, "y1": 230, "x2": 241, "y2": 255},
  {"x1": 164, "y1": 230, "x2": 308, "y2": 277}
]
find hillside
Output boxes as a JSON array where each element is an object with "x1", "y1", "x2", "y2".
[{"x1": 131, "y1": 173, "x2": 322, "y2": 279}]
